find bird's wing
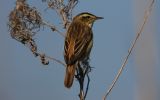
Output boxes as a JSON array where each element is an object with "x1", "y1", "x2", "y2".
[{"x1": 64, "y1": 25, "x2": 92, "y2": 65}]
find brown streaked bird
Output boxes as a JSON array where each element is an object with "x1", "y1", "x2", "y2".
[{"x1": 64, "y1": 12, "x2": 103, "y2": 88}]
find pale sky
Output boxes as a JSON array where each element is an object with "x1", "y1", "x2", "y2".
[{"x1": 0, "y1": 0, "x2": 159, "y2": 100}]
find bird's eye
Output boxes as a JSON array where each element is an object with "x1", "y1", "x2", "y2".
[
  {"x1": 86, "y1": 16, "x2": 90, "y2": 18},
  {"x1": 82, "y1": 16, "x2": 90, "y2": 19}
]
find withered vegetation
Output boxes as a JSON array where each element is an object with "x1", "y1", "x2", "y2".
[{"x1": 8, "y1": 0, "x2": 49, "y2": 65}]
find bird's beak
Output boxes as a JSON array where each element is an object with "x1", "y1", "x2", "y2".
[{"x1": 95, "y1": 16, "x2": 104, "y2": 20}]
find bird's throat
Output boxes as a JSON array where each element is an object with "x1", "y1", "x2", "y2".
[{"x1": 88, "y1": 23, "x2": 93, "y2": 28}]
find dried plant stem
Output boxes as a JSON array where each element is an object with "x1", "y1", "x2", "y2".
[
  {"x1": 80, "y1": 90, "x2": 84, "y2": 100},
  {"x1": 76, "y1": 61, "x2": 91, "y2": 100},
  {"x1": 103, "y1": 0, "x2": 154, "y2": 100},
  {"x1": 24, "y1": 39, "x2": 66, "y2": 66},
  {"x1": 42, "y1": 20, "x2": 65, "y2": 37},
  {"x1": 84, "y1": 74, "x2": 90, "y2": 99},
  {"x1": 45, "y1": 54, "x2": 66, "y2": 67},
  {"x1": 79, "y1": 74, "x2": 90, "y2": 100}
]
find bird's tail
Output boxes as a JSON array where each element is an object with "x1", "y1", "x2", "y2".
[{"x1": 64, "y1": 64, "x2": 76, "y2": 88}]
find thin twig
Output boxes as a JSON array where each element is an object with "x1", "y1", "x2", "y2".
[
  {"x1": 25, "y1": 40, "x2": 66, "y2": 67},
  {"x1": 42, "y1": 20, "x2": 65, "y2": 37},
  {"x1": 45, "y1": 54, "x2": 66, "y2": 67},
  {"x1": 84, "y1": 74, "x2": 90, "y2": 99},
  {"x1": 80, "y1": 89, "x2": 84, "y2": 100},
  {"x1": 103, "y1": 0, "x2": 155, "y2": 100},
  {"x1": 77, "y1": 63, "x2": 85, "y2": 100}
]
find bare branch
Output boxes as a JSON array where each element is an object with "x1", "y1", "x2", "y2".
[
  {"x1": 44, "y1": 54, "x2": 66, "y2": 67},
  {"x1": 75, "y1": 59, "x2": 92, "y2": 100},
  {"x1": 84, "y1": 74, "x2": 90, "y2": 99},
  {"x1": 76, "y1": 63, "x2": 85, "y2": 100},
  {"x1": 25, "y1": 40, "x2": 65, "y2": 66},
  {"x1": 103, "y1": 0, "x2": 155, "y2": 100},
  {"x1": 42, "y1": 20, "x2": 65, "y2": 37}
]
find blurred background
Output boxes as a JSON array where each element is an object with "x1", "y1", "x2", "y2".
[{"x1": 0, "y1": 0, "x2": 159, "y2": 100}]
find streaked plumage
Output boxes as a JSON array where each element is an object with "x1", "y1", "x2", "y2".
[{"x1": 64, "y1": 12, "x2": 103, "y2": 88}]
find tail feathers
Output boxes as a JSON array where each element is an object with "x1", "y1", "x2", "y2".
[{"x1": 64, "y1": 65, "x2": 76, "y2": 88}]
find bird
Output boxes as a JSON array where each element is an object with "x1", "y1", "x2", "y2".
[{"x1": 64, "y1": 12, "x2": 103, "y2": 88}]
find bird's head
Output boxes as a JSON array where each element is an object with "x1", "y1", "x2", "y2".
[{"x1": 73, "y1": 12, "x2": 103, "y2": 27}]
